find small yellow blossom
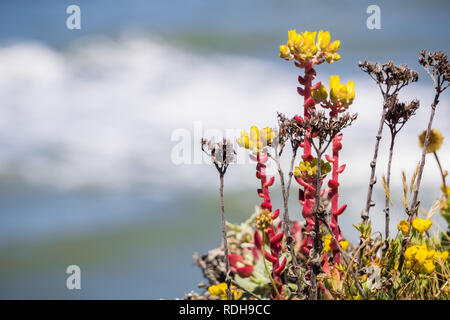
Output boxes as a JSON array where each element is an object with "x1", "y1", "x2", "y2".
[
  {"x1": 339, "y1": 240, "x2": 349, "y2": 251},
  {"x1": 329, "y1": 75, "x2": 355, "y2": 107},
  {"x1": 317, "y1": 30, "x2": 330, "y2": 50},
  {"x1": 415, "y1": 246, "x2": 428, "y2": 264},
  {"x1": 255, "y1": 209, "x2": 273, "y2": 232},
  {"x1": 323, "y1": 234, "x2": 332, "y2": 252},
  {"x1": 311, "y1": 84, "x2": 328, "y2": 103},
  {"x1": 397, "y1": 220, "x2": 410, "y2": 235},
  {"x1": 435, "y1": 251, "x2": 449, "y2": 262},
  {"x1": 208, "y1": 282, "x2": 242, "y2": 300},
  {"x1": 236, "y1": 126, "x2": 275, "y2": 153},
  {"x1": 295, "y1": 158, "x2": 331, "y2": 179},
  {"x1": 421, "y1": 260, "x2": 436, "y2": 274},
  {"x1": 404, "y1": 246, "x2": 418, "y2": 261},
  {"x1": 412, "y1": 218, "x2": 432, "y2": 233},
  {"x1": 279, "y1": 45, "x2": 290, "y2": 59},
  {"x1": 419, "y1": 129, "x2": 443, "y2": 153}
]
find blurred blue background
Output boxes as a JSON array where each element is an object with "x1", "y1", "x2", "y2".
[{"x1": 0, "y1": 0, "x2": 449, "y2": 299}]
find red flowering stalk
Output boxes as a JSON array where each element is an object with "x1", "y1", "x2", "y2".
[
  {"x1": 279, "y1": 30, "x2": 340, "y2": 261},
  {"x1": 326, "y1": 134, "x2": 347, "y2": 264},
  {"x1": 254, "y1": 152, "x2": 285, "y2": 299},
  {"x1": 237, "y1": 126, "x2": 287, "y2": 299}
]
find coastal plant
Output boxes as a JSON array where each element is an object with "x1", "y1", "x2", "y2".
[
  {"x1": 190, "y1": 32, "x2": 450, "y2": 301},
  {"x1": 398, "y1": 51, "x2": 450, "y2": 271}
]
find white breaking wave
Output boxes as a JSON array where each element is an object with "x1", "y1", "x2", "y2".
[{"x1": 0, "y1": 34, "x2": 448, "y2": 197}]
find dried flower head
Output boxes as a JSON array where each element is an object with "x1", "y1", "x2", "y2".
[
  {"x1": 277, "y1": 113, "x2": 305, "y2": 151},
  {"x1": 418, "y1": 129, "x2": 443, "y2": 153},
  {"x1": 359, "y1": 61, "x2": 418, "y2": 95},
  {"x1": 419, "y1": 50, "x2": 450, "y2": 86},
  {"x1": 385, "y1": 95, "x2": 420, "y2": 131},
  {"x1": 201, "y1": 138, "x2": 236, "y2": 173},
  {"x1": 301, "y1": 109, "x2": 357, "y2": 145}
]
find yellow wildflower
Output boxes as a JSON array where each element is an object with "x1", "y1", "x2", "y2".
[
  {"x1": 237, "y1": 126, "x2": 275, "y2": 153},
  {"x1": 421, "y1": 260, "x2": 436, "y2": 274},
  {"x1": 323, "y1": 234, "x2": 332, "y2": 252},
  {"x1": 415, "y1": 246, "x2": 428, "y2": 264},
  {"x1": 280, "y1": 29, "x2": 340, "y2": 64},
  {"x1": 397, "y1": 220, "x2": 410, "y2": 235},
  {"x1": 339, "y1": 240, "x2": 349, "y2": 251},
  {"x1": 329, "y1": 75, "x2": 355, "y2": 107},
  {"x1": 294, "y1": 158, "x2": 331, "y2": 178},
  {"x1": 328, "y1": 40, "x2": 340, "y2": 53},
  {"x1": 311, "y1": 84, "x2": 328, "y2": 103},
  {"x1": 317, "y1": 30, "x2": 330, "y2": 51},
  {"x1": 418, "y1": 129, "x2": 443, "y2": 153},
  {"x1": 279, "y1": 45, "x2": 291, "y2": 59},
  {"x1": 436, "y1": 251, "x2": 449, "y2": 262},
  {"x1": 404, "y1": 245, "x2": 418, "y2": 261},
  {"x1": 412, "y1": 218, "x2": 432, "y2": 233},
  {"x1": 208, "y1": 282, "x2": 242, "y2": 300},
  {"x1": 260, "y1": 127, "x2": 276, "y2": 145}
]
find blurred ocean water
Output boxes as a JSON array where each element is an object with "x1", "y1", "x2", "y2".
[{"x1": 0, "y1": 0, "x2": 449, "y2": 298}]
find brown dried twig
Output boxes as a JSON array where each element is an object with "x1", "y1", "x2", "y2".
[{"x1": 201, "y1": 138, "x2": 236, "y2": 299}]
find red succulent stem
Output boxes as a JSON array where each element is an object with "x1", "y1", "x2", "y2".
[
  {"x1": 327, "y1": 133, "x2": 346, "y2": 264},
  {"x1": 255, "y1": 151, "x2": 286, "y2": 298},
  {"x1": 256, "y1": 152, "x2": 273, "y2": 211},
  {"x1": 296, "y1": 62, "x2": 321, "y2": 256}
]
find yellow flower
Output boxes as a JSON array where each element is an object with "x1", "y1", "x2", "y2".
[
  {"x1": 311, "y1": 84, "x2": 328, "y2": 103},
  {"x1": 323, "y1": 234, "x2": 332, "y2": 252},
  {"x1": 208, "y1": 282, "x2": 227, "y2": 296},
  {"x1": 415, "y1": 246, "x2": 428, "y2": 264},
  {"x1": 208, "y1": 283, "x2": 242, "y2": 300},
  {"x1": 404, "y1": 245, "x2": 418, "y2": 261},
  {"x1": 339, "y1": 240, "x2": 349, "y2": 251},
  {"x1": 421, "y1": 260, "x2": 436, "y2": 274},
  {"x1": 397, "y1": 220, "x2": 410, "y2": 235},
  {"x1": 237, "y1": 126, "x2": 275, "y2": 153},
  {"x1": 329, "y1": 75, "x2": 355, "y2": 107},
  {"x1": 295, "y1": 158, "x2": 331, "y2": 178},
  {"x1": 280, "y1": 30, "x2": 340, "y2": 64},
  {"x1": 236, "y1": 131, "x2": 250, "y2": 149},
  {"x1": 260, "y1": 127, "x2": 276, "y2": 145},
  {"x1": 412, "y1": 218, "x2": 432, "y2": 233},
  {"x1": 328, "y1": 40, "x2": 340, "y2": 53},
  {"x1": 436, "y1": 251, "x2": 449, "y2": 262},
  {"x1": 419, "y1": 129, "x2": 443, "y2": 153},
  {"x1": 317, "y1": 30, "x2": 330, "y2": 51},
  {"x1": 329, "y1": 75, "x2": 340, "y2": 103},
  {"x1": 279, "y1": 45, "x2": 290, "y2": 59}
]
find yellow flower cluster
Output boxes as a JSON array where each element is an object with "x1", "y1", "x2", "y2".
[
  {"x1": 236, "y1": 126, "x2": 276, "y2": 153},
  {"x1": 279, "y1": 30, "x2": 340, "y2": 64},
  {"x1": 329, "y1": 75, "x2": 355, "y2": 107},
  {"x1": 412, "y1": 218, "x2": 432, "y2": 233},
  {"x1": 294, "y1": 158, "x2": 331, "y2": 178},
  {"x1": 208, "y1": 282, "x2": 242, "y2": 300},
  {"x1": 255, "y1": 209, "x2": 273, "y2": 233},
  {"x1": 323, "y1": 234, "x2": 349, "y2": 252},
  {"x1": 404, "y1": 243, "x2": 448, "y2": 274},
  {"x1": 397, "y1": 220, "x2": 410, "y2": 235},
  {"x1": 418, "y1": 129, "x2": 443, "y2": 153}
]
